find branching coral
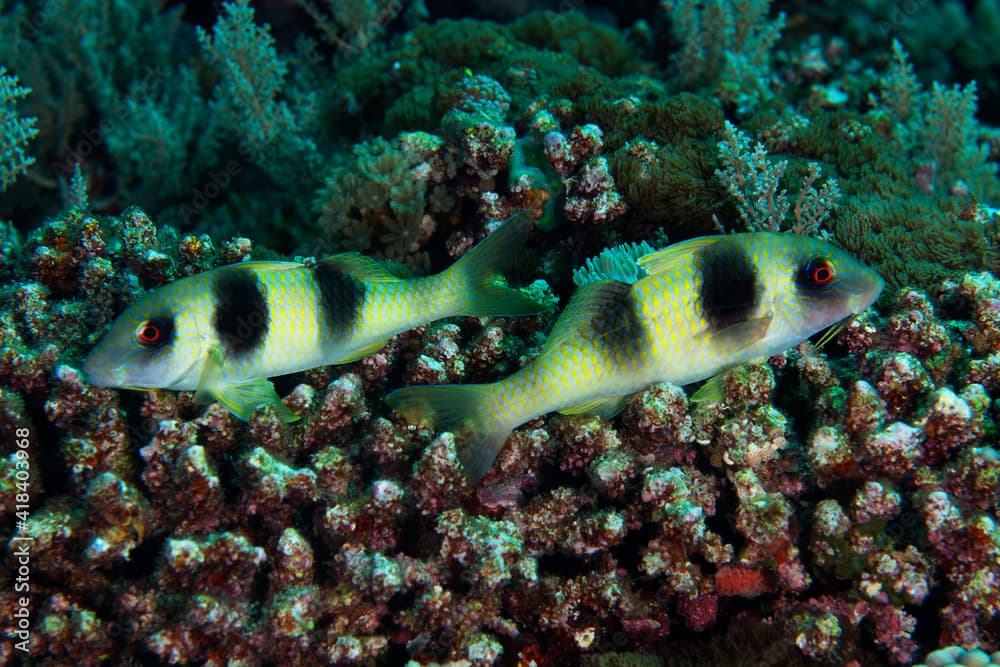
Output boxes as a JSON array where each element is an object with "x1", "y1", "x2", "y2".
[
  {"x1": 714, "y1": 120, "x2": 840, "y2": 235},
  {"x1": 0, "y1": 67, "x2": 38, "y2": 192},
  {"x1": 668, "y1": 0, "x2": 785, "y2": 112},
  {"x1": 313, "y1": 132, "x2": 447, "y2": 271},
  {"x1": 197, "y1": 0, "x2": 319, "y2": 178}
]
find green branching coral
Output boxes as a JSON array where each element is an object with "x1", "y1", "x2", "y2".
[
  {"x1": 668, "y1": 0, "x2": 785, "y2": 113},
  {"x1": 293, "y1": 0, "x2": 418, "y2": 58},
  {"x1": 0, "y1": 0, "x2": 185, "y2": 217},
  {"x1": 103, "y1": 65, "x2": 220, "y2": 204},
  {"x1": 872, "y1": 40, "x2": 997, "y2": 201},
  {"x1": 0, "y1": 0, "x2": 183, "y2": 119},
  {"x1": 0, "y1": 66, "x2": 37, "y2": 192},
  {"x1": 714, "y1": 120, "x2": 840, "y2": 235},
  {"x1": 197, "y1": 0, "x2": 320, "y2": 179}
]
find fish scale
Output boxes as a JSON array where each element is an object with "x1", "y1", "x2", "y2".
[{"x1": 387, "y1": 231, "x2": 885, "y2": 482}]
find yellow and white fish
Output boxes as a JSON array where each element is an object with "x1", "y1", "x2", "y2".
[
  {"x1": 84, "y1": 215, "x2": 543, "y2": 420},
  {"x1": 387, "y1": 232, "x2": 885, "y2": 481}
]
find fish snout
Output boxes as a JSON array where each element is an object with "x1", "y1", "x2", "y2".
[
  {"x1": 82, "y1": 354, "x2": 124, "y2": 388},
  {"x1": 849, "y1": 271, "x2": 885, "y2": 314}
]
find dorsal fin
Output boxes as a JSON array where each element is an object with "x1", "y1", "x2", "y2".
[
  {"x1": 225, "y1": 260, "x2": 302, "y2": 272},
  {"x1": 317, "y1": 253, "x2": 406, "y2": 283},
  {"x1": 636, "y1": 236, "x2": 721, "y2": 275}
]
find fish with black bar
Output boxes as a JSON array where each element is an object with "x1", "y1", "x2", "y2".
[
  {"x1": 387, "y1": 232, "x2": 885, "y2": 482},
  {"x1": 83, "y1": 214, "x2": 544, "y2": 421}
]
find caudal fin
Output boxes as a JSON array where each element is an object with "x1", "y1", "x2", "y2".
[
  {"x1": 386, "y1": 383, "x2": 509, "y2": 482},
  {"x1": 445, "y1": 213, "x2": 546, "y2": 317}
]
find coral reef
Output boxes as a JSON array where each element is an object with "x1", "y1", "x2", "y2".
[
  {"x1": 1, "y1": 1, "x2": 999, "y2": 666},
  {"x1": 5, "y1": 201, "x2": 999, "y2": 665}
]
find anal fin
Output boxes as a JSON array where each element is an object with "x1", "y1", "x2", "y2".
[
  {"x1": 327, "y1": 337, "x2": 390, "y2": 365},
  {"x1": 558, "y1": 394, "x2": 632, "y2": 419},
  {"x1": 690, "y1": 374, "x2": 726, "y2": 403}
]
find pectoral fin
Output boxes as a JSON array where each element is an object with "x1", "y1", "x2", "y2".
[
  {"x1": 194, "y1": 347, "x2": 299, "y2": 422},
  {"x1": 697, "y1": 314, "x2": 773, "y2": 351}
]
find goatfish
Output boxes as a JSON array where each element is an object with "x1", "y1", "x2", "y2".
[
  {"x1": 387, "y1": 232, "x2": 884, "y2": 482},
  {"x1": 84, "y1": 215, "x2": 544, "y2": 421}
]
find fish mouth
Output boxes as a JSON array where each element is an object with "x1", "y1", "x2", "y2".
[
  {"x1": 849, "y1": 273, "x2": 885, "y2": 314},
  {"x1": 82, "y1": 356, "x2": 123, "y2": 387}
]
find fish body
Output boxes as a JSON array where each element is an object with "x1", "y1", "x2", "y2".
[
  {"x1": 387, "y1": 232, "x2": 885, "y2": 481},
  {"x1": 84, "y1": 215, "x2": 543, "y2": 420}
]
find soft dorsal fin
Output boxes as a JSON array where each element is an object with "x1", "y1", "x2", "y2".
[
  {"x1": 636, "y1": 236, "x2": 721, "y2": 275},
  {"x1": 380, "y1": 259, "x2": 416, "y2": 279},
  {"x1": 226, "y1": 260, "x2": 302, "y2": 272},
  {"x1": 317, "y1": 253, "x2": 406, "y2": 283}
]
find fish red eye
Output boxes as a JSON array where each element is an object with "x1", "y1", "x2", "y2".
[
  {"x1": 138, "y1": 323, "x2": 161, "y2": 345},
  {"x1": 811, "y1": 261, "x2": 834, "y2": 285},
  {"x1": 136, "y1": 318, "x2": 173, "y2": 347},
  {"x1": 799, "y1": 258, "x2": 836, "y2": 289}
]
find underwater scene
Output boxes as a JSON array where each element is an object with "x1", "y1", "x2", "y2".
[{"x1": 2, "y1": 0, "x2": 1000, "y2": 665}]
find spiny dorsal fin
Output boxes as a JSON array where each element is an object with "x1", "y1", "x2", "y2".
[
  {"x1": 636, "y1": 236, "x2": 721, "y2": 275},
  {"x1": 573, "y1": 241, "x2": 657, "y2": 287}
]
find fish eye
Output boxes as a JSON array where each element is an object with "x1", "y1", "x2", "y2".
[
  {"x1": 136, "y1": 318, "x2": 173, "y2": 348},
  {"x1": 798, "y1": 257, "x2": 836, "y2": 289}
]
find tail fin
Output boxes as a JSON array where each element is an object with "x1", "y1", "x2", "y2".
[
  {"x1": 444, "y1": 213, "x2": 546, "y2": 317},
  {"x1": 386, "y1": 383, "x2": 509, "y2": 482}
]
